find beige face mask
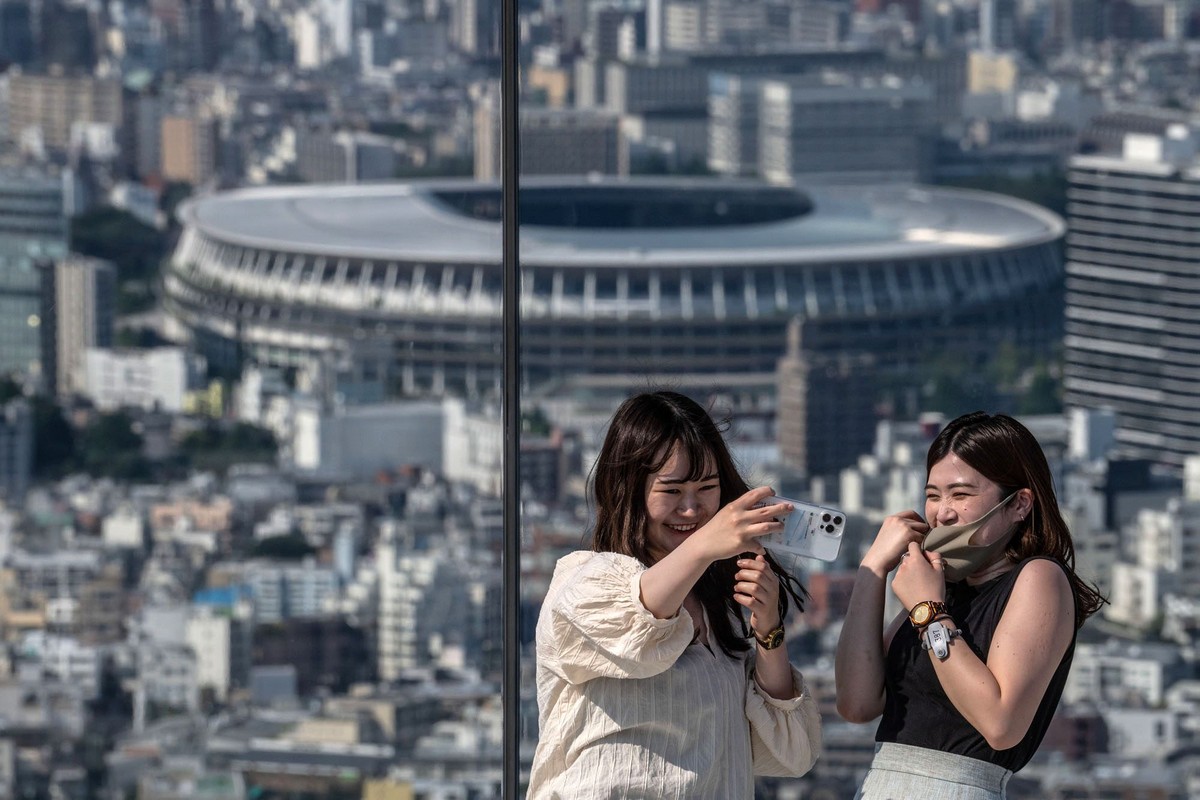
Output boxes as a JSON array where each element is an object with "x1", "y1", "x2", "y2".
[{"x1": 921, "y1": 492, "x2": 1020, "y2": 582}]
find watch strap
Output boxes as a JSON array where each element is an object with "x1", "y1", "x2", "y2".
[
  {"x1": 910, "y1": 600, "x2": 949, "y2": 628},
  {"x1": 753, "y1": 622, "x2": 785, "y2": 650}
]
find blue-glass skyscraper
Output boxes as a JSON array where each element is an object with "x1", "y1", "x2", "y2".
[{"x1": 0, "y1": 172, "x2": 67, "y2": 384}]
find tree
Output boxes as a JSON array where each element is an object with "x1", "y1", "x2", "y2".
[
  {"x1": 1018, "y1": 362, "x2": 1061, "y2": 415},
  {"x1": 79, "y1": 411, "x2": 150, "y2": 479},
  {"x1": 0, "y1": 374, "x2": 20, "y2": 403},
  {"x1": 251, "y1": 532, "x2": 315, "y2": 559},
  {"x1": 31, "y1": 398, "x2": 76, "y2": 478},
  {"x1": 69, "y1": 207, "x2": 166, "y2": 284},
  {"x1": 988, "y1": 341, "x2": 1022, "y2": 392},
  {"x1": 160, "y1": 181, "x2": 194, "y2": 226}
]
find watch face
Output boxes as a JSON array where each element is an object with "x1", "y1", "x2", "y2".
[{"x1": 911, "y1": 604, "x2": 932, "y2": 625}]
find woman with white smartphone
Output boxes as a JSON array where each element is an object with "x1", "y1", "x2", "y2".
[{"x1": 528, "y1": 391, "x2": 821, "y2": 798}]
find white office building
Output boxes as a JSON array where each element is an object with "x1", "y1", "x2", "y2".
[
  {"x1": 245, "y1": 559, "x2": 340, "y2": 623},
  {"x1": 376, "y1": 530, "x2": 487, "y2": 680},
  {"x1": 758, "y1": 73, "x2": 934, "y2": 184},
  {"x1": 16, "y1": 632, "x2": 101, "y2": 699},
  {"x1": 292, "y1": 399, "x2": 443, "y2": 479},
  {"x1": 1064, "y1": 640, "x2": 1187, "y2": 707},
  {"x1": 84, "y1": 346, "x2": 205, "y2": 412},
  {"x1": 186, "y1": 603, "x2": 252, "y2": 702},
  {"x1": 101, "y1": 503, "x2": 145, "y2": 549}
]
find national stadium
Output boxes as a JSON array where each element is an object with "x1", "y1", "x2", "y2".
[{"x1": 164, "y1": 177, "x2": 1065, "y2": 397}]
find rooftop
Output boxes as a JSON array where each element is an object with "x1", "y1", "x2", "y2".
[{"x1": 179, "y1": 177, "x2": 1064, "y2": 268}]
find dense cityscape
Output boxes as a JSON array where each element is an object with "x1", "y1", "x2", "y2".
[{"x1": 0, "y1": 0, "x2": 1199, "y2": 795}]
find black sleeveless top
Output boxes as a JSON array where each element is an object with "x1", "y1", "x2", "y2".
[{"x1": 875, "y1": 557, "x2": 1077, "y2": 772}]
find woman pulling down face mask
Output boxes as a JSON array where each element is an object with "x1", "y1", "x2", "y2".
[{"x1": 835, "y1": 411, "x2": 1105, "y2": 800}]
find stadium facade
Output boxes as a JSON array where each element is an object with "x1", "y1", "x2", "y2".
[{"x1": 165, "y1": 177, "x2": 1065, "y2": 399}]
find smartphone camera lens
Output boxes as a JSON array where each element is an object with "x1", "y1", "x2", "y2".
[
  {"x1": 834, "y1": 516, "x2": 843, "y2": 525},
  {"x1": 821, "y1": 513, "x2": 831, "y2": 522},
  {"x1": 824, "y1": 524, "x2": 835, "y2": 532}
]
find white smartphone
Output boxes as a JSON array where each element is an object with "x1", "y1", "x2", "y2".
[{"x1": 756, "y1": 495, "x2": 845, "y2": 562}]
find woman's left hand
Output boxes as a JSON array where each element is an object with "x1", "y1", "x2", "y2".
[
  {"x1": 891, "y1": 541, "x2": 947, "y2": 611},
  {"x1": 734, "y1": 554, "x2": 782, "y2": 636}
]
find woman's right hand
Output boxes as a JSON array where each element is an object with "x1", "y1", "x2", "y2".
[
  {"x1": 860, "y1": 510, "x2": 929, "y2": 577},
  {"x1": 691, "y1": 486, "x2": 788, "y2": 562}
]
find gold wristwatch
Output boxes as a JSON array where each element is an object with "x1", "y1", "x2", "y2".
[
  {"x1": 908, "y1": 600, "x2": 948, "y2": 629},
  {"x1": 753, "y1": 622, "x2": 785, "y2": 650}
]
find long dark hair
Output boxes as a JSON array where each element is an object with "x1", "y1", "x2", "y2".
[
  {"x1": 927, "y1": 411, "x2": 1106, "y2": 624},
  {"x1": 590, "y1": 391, "x2": 807, "y2": 657}
]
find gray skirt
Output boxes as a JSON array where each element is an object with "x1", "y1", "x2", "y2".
[{"x1": 854, "y1": 742, "x2": 1012, "y2": 800}]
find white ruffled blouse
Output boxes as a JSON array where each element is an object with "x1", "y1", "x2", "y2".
[{"x1": 528, "y1": 550, "x2": 822, "y2": 799}]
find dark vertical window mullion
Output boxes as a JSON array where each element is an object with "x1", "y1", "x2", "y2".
[{"x1": 501, "y1": 0, "x2": 522, "y2": 787}]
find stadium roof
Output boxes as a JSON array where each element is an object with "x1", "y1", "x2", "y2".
[{"x1": 179, "y1": 177, "x2": 1064, "y2": 268}]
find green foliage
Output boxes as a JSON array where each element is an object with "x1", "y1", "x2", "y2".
[
  {"x1": 988, "y1": 341, "x2": 1022, "y2": 391},
  {"x1": 115, "y1": 327, "x2": 170, "y2": 349},
  {"x1": 31, "y1": 398, "x2": 75, "y2": 478},
  {"x1": 160, "y1": 181, "x2": 194, "y2": 226},
  {"x1": 118, "y1": 281, "x2": 157, "y2": 315},
  {"x1": 1018, "y1": 362, "x2": 1062, "y2": 415},
  {"x1": 369, "y1": 121, "x2": 418, "y2": 138},
  {"x1": 69, "y1": 207, "x2": 167, "y2": 284},
  {"x1": 521, "y1": 406, "x2": 552, "y2": 436},
  {"x1": 0, "y1": 374, "x2": 20, "y2": 404},
  {"x1": 78, "y1": 411, "x2": 150, "y2": 479},
  {"x1": 179, "y1": 420, "x2": 277, "y2": 474},
  {"x1": 919, "y1": 355, "x2": 995, "y2": 419},
  {"x1": 181, "y1": 421, "x2": 276, "y2": 453},
  {"x1": 251, "y1": 532, "x2": 315, "y2": 559}
]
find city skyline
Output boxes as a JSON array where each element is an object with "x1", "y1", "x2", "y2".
[{"x1": 0, "y1": 0, "x2": 1198, "y2": 796}]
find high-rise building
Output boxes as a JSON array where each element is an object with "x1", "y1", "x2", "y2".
[
  {"x1": 38, "y1": 0, "x2": 95, "y2": 71},
  {"x1": 604, "y1": 58, "x2": 709, "y2": 115},
  {"x1": 186, "y1": 603, "x2": 252, "y2": 702},
  {"x1": 662, "y1": 0, "x2": 704, "y2": 51},
  {"x1": 586, "y1": 5, "x2": 642, "y2": 60},
  {"x1": 776, "y1": 318, "x2": 875, "y2": 477},
  {"x1": 51, "y1": 256, "x2": 115, "y2": 399},
  {"x1": 980, "y1": 0, "x2": 1019, "y2": 50},
  {"x1": 127, "y1": 86, "x2": 164, "y2": 180},
  {"x1": 1064, "y1": 126, "x2": 1200, "y2": 473},
  {"x1": 0, "y1": 171, "x2": 66, "y2": 382},
  {"x1": 295, "y1": 128, "x2": 398, "y2": 183},
  {"x1": 758, "y1": 73, "x2": 933, "y2": 184},
  {"x1": 181, "y1": 0, "x2": 220, "y2": 71},
  {"x1": 160, "y1": 113, "x2": 218, "y2": 186},
  {"x1": 293, "y1": 9, "x2": 324, "y2": 69},
  {"x1": 375, "y1": 524, "x2": 500, "y2": 679},
  {"x1": 450, "y1": 0, "x2": 497, "y2": 56},
  {"x1": 475, "y1": 100, "x2": 627, "y2": 179},
  {"x1": 0, "y1": 398, "x2": 31, "y2": 503},
  {"x1": 7, "y1": 72, "x2": 122, "y2": 153},
  {"x1": 708, "y1": 73, "x2": 761, "y2": 176},
  {"x1": 646, "y1": 0, "x2": 664, "y2": 54},
  {"x1": 0, "y1": 0, "x2": 35, "y2": 66}
]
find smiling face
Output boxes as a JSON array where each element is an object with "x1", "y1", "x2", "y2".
[
  {"x1": 644, "y1": 442, "x2": 720, "y2": 560},
  {"x1": 925, "y1": 453, "x2": 1018, "y2": 546}
]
